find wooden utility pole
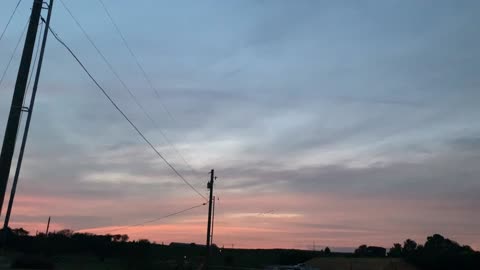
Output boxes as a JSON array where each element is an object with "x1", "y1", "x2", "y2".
[
  {"x1": 45, "y1": 216, "x2": 51, "y2": 235},
  {"x1": 210, "y1": 195, "x2": 216, "y2": 245},
  {"x1": 0, "y1": 0, "x2": 43, "y2": 216},
  {"x1": 205, "y1": 169, "x2": 215, "y2": 269},
  {"x1": 3, "y1": 0, "x2": 55, "y2": 232}
]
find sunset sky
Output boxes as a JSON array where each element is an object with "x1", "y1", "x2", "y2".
[{"x1": 0, "y1": 0, "x2": 479, "y2": 251}]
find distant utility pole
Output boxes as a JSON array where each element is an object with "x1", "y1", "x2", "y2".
[
  {"x1": 45, "y1": 216, "x2": 51, "y2": 235},
  {"x1": 0, "y1": 0, "x2": 43, "y2": 216},
  {"x1": 3, "y1": 0, "x2": 55, "y2": 233},
  {"x1": 205, "y1": 169, "x2": 215, "y2": 269}
]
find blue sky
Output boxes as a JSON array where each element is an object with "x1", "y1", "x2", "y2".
[{"x1": 0, "y1": 0, "x2": 479, "y2": 249}]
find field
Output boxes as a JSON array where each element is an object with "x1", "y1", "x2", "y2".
[
  {"x1": 0, "y1": 248, "x2": 421, "y2": 270},
  {"x1": 306, "y1": 257, "x2": 418, "y2": 270}
]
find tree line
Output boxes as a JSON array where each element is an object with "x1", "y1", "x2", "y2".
[
  {"x1": 1, "y1": 227, "x2": 479, "y2": 269},
  {"x1": 353, "y1": 234, "x2": 480, "y2": 270}
]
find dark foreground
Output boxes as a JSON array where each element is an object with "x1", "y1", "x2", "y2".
[{"x1": 0, "y1": 228, "x2": 479, "y2": 270}]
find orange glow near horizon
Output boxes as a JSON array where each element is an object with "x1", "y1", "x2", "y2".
[{"x1": 7, "y1": 191, "x2": 480, "y2": 251}]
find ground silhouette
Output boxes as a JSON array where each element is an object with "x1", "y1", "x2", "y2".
[{"x1": 0, "y1": 228, "x2": 478, "y2": 269}]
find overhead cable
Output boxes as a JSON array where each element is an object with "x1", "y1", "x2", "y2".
[
  {"x1": 0, "y1": 0, "x2": 23, "y2": 44},
  {"x1": 0, "y1": 17, "x2": 29, "y2": 89},
  {"x1": 95, "y1": 0, "x2": 202, "y2": 178},
  {"x1": 94, "y1": 202, "x2": 206, "y2": 234},
  {"x1": 60, "y1": 0, "x2": 203, "y2": 188},
  {"x1": 48, "y1": 26, "x2": 208, "y2": 201}
]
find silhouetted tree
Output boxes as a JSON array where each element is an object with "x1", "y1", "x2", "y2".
[
  {"x1": 390, "y1": 234, "x2": 480, "y2": 270},
  {"x1": 402, "y1": 239, "x2": 417, "y2": 257},
  {"x1": 120, "y1": 234, "x2": 129, "y2": 242},
  {"x1": 354, "y1": 245, "x2": 386, "y2": 257},
  {"x1": 354, "y1": 245, "x2": 368, "y2": 256},
  {"x1": 56, "y1": 229, "x2": 73, "y2": 237},
  {"x1": 324, "y1": 247, "x2": 331, "y2": 255},
  {"x1": 12, "y1": 227, "x2": 29, "y2": 236},
  {"x1": 138, "y1": 239, "x2": 151, "y2": 244},
  {"x1": 388, "y1": 243, "x2": 402, "y2": 257},
  {"x1": 112, "y1": 234, "x2": 122, "y2": 242}
]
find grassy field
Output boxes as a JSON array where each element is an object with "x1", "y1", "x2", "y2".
[
  {"x1": 0, "y1": 255, "x2": 420, "y2": 270},
  {"x1": 306, "y1": 257, "x2": 418, "y2": 270},
  {"x1": 0, "y1": 254, "x2": 177, "y2": 270}
]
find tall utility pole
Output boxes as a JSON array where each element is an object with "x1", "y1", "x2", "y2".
[
  {"x1": 0, "y1": 0, "x2": 43, "y2": 216},
  {"x1": 3, "y1": 0, "x2": 55, "y2": 232},
  {"x1": 205, "y1": 169, "x2": 215, "y2": 269},
  {"x1": 210, "y1": 195, "x2": 216, "y2": 245}
]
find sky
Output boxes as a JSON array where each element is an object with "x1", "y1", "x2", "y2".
[{"x1": 0, "y1": 0, "x2": 479, "y2": 251}]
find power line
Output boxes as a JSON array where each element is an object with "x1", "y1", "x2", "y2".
[
  {"x1": 57, "y1": 0, "x2": 206, "y2": 201},
  {"x1": 48, "y1": 26, "x2": 208, "y2": 202},
  {"x1": 100, "y1": 202, "x2": 207, "y2": 234},
  {"x1": 25, "y1": 20, "x2": 43, "y2": 101},
  {"x1": 69, "y1": 0, "x2": 202, "y2": 183},
  {"x1": 15, "y1": 20, "x2": 43, "y2": 145},
  {"x1": 95, "y1": 0, "x2": 168, "y2": 107},
  {"x1": 0, "y1": 0, "x2": 23, "y2": 44},
  {"x1": 95, "y1": 0, "x2": 202, "y2": 178},
  {"x1": 60, "y1": 0, "x2": 201, "y2": 183},
  {"x1": 0, "y1": 17, "x2": 29, "y2": 89},
  {"x1": 58, "y1": 0, "x2": 155, "y2": 122}
]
